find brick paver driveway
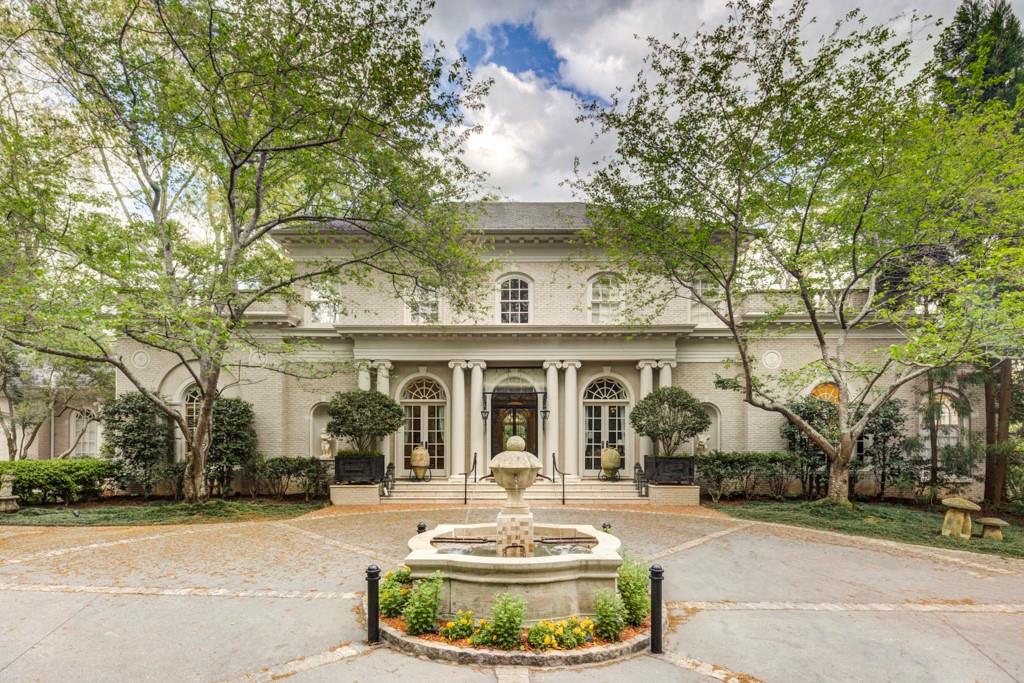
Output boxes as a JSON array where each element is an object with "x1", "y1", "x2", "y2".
[{"x1": 2, "y1": 505, "x2": 1022, "y2": 682}]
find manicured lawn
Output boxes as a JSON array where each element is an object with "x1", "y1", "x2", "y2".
[
  {"x1": 0, "y1": 498, "x2": 326, "y2": 526},
  {"x1": 716, "y1": 500, "x2": 1024, "y2": 560}
]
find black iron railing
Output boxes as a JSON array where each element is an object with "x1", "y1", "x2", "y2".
[
  {"x1": 551, "y1": 452, "x2": 565, "y2": 505},
  {"x1": 633, "y1": 462, "x2": 649, "y2": 498},
  {"x1": 464, "y1": 452, "x2": 478, "y2": 505}
]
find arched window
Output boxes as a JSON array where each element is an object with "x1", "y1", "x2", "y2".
[
  {"x1": 183, "y1": 385, "x2": 202, "y2": 434},
  {"x1": 583, "y1": 378, "x2": 628, "y2": 474},
  {"x1": 810, "y1": 382, "x2": 841, "y2": 403},
  {"x1": 927, "y1": 393, "x2": 965, "y2": 449},
  {"x1": 401, "y1": 378, "x2": 446, "y2": 472},
  {"x1": 590, "y1": 274, "x2": 622, "y2": 324},
  {"x1": 499, "y1": 276, "x2": 530, "y2": 324}
]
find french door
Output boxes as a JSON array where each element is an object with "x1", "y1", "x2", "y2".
[
  {"x1": 402, "y1": 404, "x2": 446, "y2": 474},
  {"x1": 583, "y1": 403, "x2": 627, "y2": 475}
]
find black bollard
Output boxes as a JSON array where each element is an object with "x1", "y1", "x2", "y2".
[
  {"x1": 601, "y1": 522, "x2": 612, "y2": 533},
  {"x1": 366, "y1": 565, "x2": 380, "y2": 643},
  {"x1": 417, "y1": 521, "x2": 427, "y2": 534},
  {"x1": 650, "y1": 564, "x2": 663, "y2": 653}
]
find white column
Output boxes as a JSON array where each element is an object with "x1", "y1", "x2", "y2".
[
  {"x1": 357, "y1": 362, "x2": 371, "y2": 391},
  {"x1": 637, "y1": 360, "x2": 657, "y2": 457},
  {"x1": 543, "y1": 361, "x2": 561, "y2": 479},
  {"x1": 562, "y1": 361, "x2": 581, "y2": 478},
  {"x1": 468, "y1": 361, "x2": 486, "y2": 475},
  {"x1": 449, "y1": 361, "x2": 467, "y2": 478},
  {"x1": 374, "y1": 361, "x2": 393, "y2": 464},
  {"x1": 658, "y1": 360, "x2": 676, "y2": 389}
]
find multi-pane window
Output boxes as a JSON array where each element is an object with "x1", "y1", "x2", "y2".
[
  {"x1": 307, "y1": 287, "x2": 336, "y2": 325},
  {"x1": 582, "y1": 378, "x2": 628, "y2": 473},
  {"x1": 810, "y1": 382, "x2": 841, "y2": 403},
  {"x1": 183, "y1": 385, "x2": 202, "y2": 434},
  {"x1": 499, "y1": 277, "x2": 530, "y2": 324},
  {"x1": 409, "y1": 288, "x2": 440, "y2": 324},
  {"x1": 71, "y1": 411, "x2": 99, "y2": 457},
  {"x1": 590, "y1": 275, "x2": 622, "y2": 324},
  {"x1": 692, "y1": 280, "x2": 725, "y2": 325},
  {"x1": 401, "y1": 378, "x2": 446, "y2": 472},
  {"x1": 928, "y1": 393, "x2": 964, "y2": 449}
]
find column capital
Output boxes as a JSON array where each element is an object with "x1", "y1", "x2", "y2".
[
  {"x1": 637, "y1": 360, "x2": 659, "y2": 370},
  {"x1": 542, "y1": 360, "x2": 563, "y2": 370},
  {"x1": 562, "y1": 360, "x2": 582, "y2": 370},
  {"x1": 373, "y1": 360, "x2": 393, "y2": 370},
  {"x1": 657, "y1": 360, "x2": 677, "y2": 369},
  {"x1": 448, "y1": 360, "x2": 468, "y2": 370},
  {"x1": 466, "y1": 360, "x2": 487, "y2": 370}
]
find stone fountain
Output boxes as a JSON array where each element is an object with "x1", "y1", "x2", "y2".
[{"x1": 404, "y1": 437, "x2": 622, "y2": 622}]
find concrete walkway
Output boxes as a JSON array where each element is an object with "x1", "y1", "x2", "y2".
[{"x1": 1, "y1": 505, "x2": 1022, "y2": 682}]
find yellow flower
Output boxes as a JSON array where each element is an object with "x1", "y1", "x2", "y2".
[{"x1": 445, "y1": 621, "x2": 454, "y2": 629}]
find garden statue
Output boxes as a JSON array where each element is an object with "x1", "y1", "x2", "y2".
[
  {"x1": 0, "y1": 472, "x2": 18, "y2": 513},
  {"x1": 695, "y1": 435, "x2": 708, "y2": 456},
  {"x1": 320, "y1": 431, "x2": 333, "y2": 459}
]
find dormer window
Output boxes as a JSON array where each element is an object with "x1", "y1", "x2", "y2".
[
  {"x1": 590, "y1": 274, "x2": 622, "y2": 324},
  {"x1": 499, "y1": 276, "x2": 530, "y2": 324}
]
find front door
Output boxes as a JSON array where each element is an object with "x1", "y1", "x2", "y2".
[{"x1": 490, "y1": 392, "x2": 539, "y2": 456}]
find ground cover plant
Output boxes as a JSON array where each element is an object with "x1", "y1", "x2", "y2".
[
  {"x1": 719, "y1": 500, "x2": 1024, "y2": 559},
  {"x1": 0, "y1": 499, "x2": 323, "y2": 526}
]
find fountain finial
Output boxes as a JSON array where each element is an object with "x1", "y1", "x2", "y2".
[{"x1": 490, "y1": 436, "x2": 541, "y2": 556}]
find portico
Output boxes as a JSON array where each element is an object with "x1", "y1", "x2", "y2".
[{"x1": 342, "y1": 324, "x2": 692, "y2": 479}]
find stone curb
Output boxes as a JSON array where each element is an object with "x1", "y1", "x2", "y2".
[{"x1": 378, "y1": 613, "x2": 657, "y2": 667}]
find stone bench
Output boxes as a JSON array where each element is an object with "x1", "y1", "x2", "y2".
[
  {"x1": 940, "y1": 497, "x2": 981, "y2": 540},
  {"x1": 977, "y1": 517, "x2": 1009, "y2": 541}
]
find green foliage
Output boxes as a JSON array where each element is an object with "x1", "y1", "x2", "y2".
[
  {"x1": 934, "y1": 0, "x2": 1024, "y2": 107},
  {"x1": 439, "y1": 610, "x2": 475, "y2": 641},
  {"x1": 101, "y1": 392, "x2": 174, "y2": 497},
  {"x1": 527, "y1": 616, "x2": 594, "y2": 650},
  {"x1": 250, "y1": 457, "x2": 327, "y2": 500},
  {"x1": 0, "y1": 499, "x2": 323, "y2": 526},
  {"x1": 629, "y1": 387, "x2": 710, "y2": 456},
  {"x1": 696, "y1": 451, "x2": 797, "y2": 503},
  {"x1": 327, "y1": 390, "x2": 404, "y2": 453},
  {"x1": 593, "y1": 589, "x2": 627, "y2": 642},
  {"x1": 379, "y1": 567, "x2": 413, "y2": 617},
  {"x1": 617, "y1": 557, "x2": 650, "y2": 627},
  {"x1": 401, "y1": 572, "x2": 443, "y2": 636},
  {"x1": 154, "y1": 461, "x2": 187, "y2": 501},
  {"x1": 0, "y1": 458, "x2": 112, "y2": 503},
  {"x1": 472, "y1": 593, "x2": 525, "y2": 650},
  {"x1": 206, "y1": 398, "x2": 258, "y2": 496},
  {"x1": 1009, "y1": 448, "x2": 1024, "y2": 502}
]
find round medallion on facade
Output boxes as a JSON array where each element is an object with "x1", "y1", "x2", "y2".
[
  {"x1": 762, "y1": 350, "x2": 782, "y2": 370},
  {"x1": 130, "y1": 350, "x2": 150, "y2": 369}
]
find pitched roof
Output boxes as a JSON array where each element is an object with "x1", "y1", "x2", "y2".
[{"x1": 468, "y1": 202, "x2": 589, "y2": 233}]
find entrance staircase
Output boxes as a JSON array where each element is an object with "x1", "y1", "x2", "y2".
[{"x1": 381, "y1": 478, "x2": 645, "y2": 505}]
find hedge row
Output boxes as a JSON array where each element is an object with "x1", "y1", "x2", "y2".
[
  {"x1": 695, "y1": 451, "x2": 799, "y2": 502},
  {"x1": 0, "y1": 458, "x2": 113, "y2": 503}
]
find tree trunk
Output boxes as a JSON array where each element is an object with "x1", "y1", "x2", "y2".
[
  {"x1": 984, "y1": 375, "x2": 997, "y2": 504},
  {"x1": 927, "y1": 373, "x2": 939, "y2": 487},
  {"x1": 827, "y1": 435, "x2": 853, "y2": 504},
  {"x1": 182, "y1": 367, "x2": 220, "y2": 504},
  {"x1": 990, "y1": 358, "x2": 1013, "y2": 507}
]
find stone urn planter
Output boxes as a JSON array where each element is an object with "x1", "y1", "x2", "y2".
[
  {"x1": 600, "y1": 446, "x2": 622, "y2": 480},
  {"x1": 410, "y1": 444, "x2": 430, "y2": 480}
]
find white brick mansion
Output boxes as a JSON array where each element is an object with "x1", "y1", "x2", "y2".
[{"x1": 116, "y1": 203, "x2": 979, "y2": 481}]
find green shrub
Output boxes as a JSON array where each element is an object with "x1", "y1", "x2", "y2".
[
  {"x1": 593, "y1": 589, "x2": 627, "y2": 641},
  {"x1": 327, "y1": 390, "x2": 404, "y2": 452},
  {"x1": 527, "y1": 616, "x2": 594, "y2": 650},
  {"x1": 206, "y1": 397, "x2": 258, "y2": 496},
  {"x1": 439, "y1": 610, "x2": 475, "y2": 641},
  {"x1": 101, "y1": 392, "x2": 174, "y2": 496},
  {"x1": 617, "y1": 557, "x2": 650, "y2": 626},
  {"x1": 630, "y1": 387, "x2": 710, "y2": 456},
  {"x1": 696, "y1": 451, "x2": 796, "y2": 502},
  {"x1": 254, "y1": 457, "x2": 324, "y2": 499},
  {"x1": 294, "y1": 458, "x2": 328, "y2": 501},
  {"x1": 379, "y1": 567, "x2": 413, "y2": 617},
  {"x1": 0, "y1": 458, "x2": 113, "y2": 503},
  {"x1": 154, "y1": 461, "x2": 186, "y2": 501},
  {"x1": 401, "y1": 572, "x2": 443, "y2": 635},
  {"x1": 470, "y1": 593, "x2": 525, "y2": 650}
]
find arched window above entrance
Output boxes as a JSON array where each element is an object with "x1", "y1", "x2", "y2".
[
  {"x1": 582, "y1": 378, "x2": 629, "y2": 474},
  {"x1": 400, "y1": 377, "x2": 446, "y2": 473},
  {"x1": 583, "y1": 378, "x2": 627, "y2": 402}
]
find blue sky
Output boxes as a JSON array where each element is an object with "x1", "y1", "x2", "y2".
[{"x1": 424, "y1": 0, "x2": 1024, "y2": 201}]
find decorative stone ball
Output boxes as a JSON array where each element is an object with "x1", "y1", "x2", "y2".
[{"x1": 506, "y1": 435, "x2": 526, "y2": 451}]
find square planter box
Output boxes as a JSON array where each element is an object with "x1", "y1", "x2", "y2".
[
  {"x1": 334, "y1": 454, "x2": 385, "y2": 484},
  {"x1": 644, "y1": 455, "x2": 696, "y2": 484},
  {"x1": 648, "y1": 484, "x2": 701, "y2": 506},
  {"x1": 329, "y1": 484, "x2": 380, "y2": 506}
]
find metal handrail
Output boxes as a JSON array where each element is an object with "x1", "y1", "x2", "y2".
[
  {"x1": 551, "y1": 452, "x2": 565, "y2": 505},
  {"x1": 464, "y1": 452, "x2": 477, "y2": 505}
]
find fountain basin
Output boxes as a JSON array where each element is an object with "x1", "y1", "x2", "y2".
[{"x1": 406, "y1": 522, "x2": 623, "y2": 623}]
